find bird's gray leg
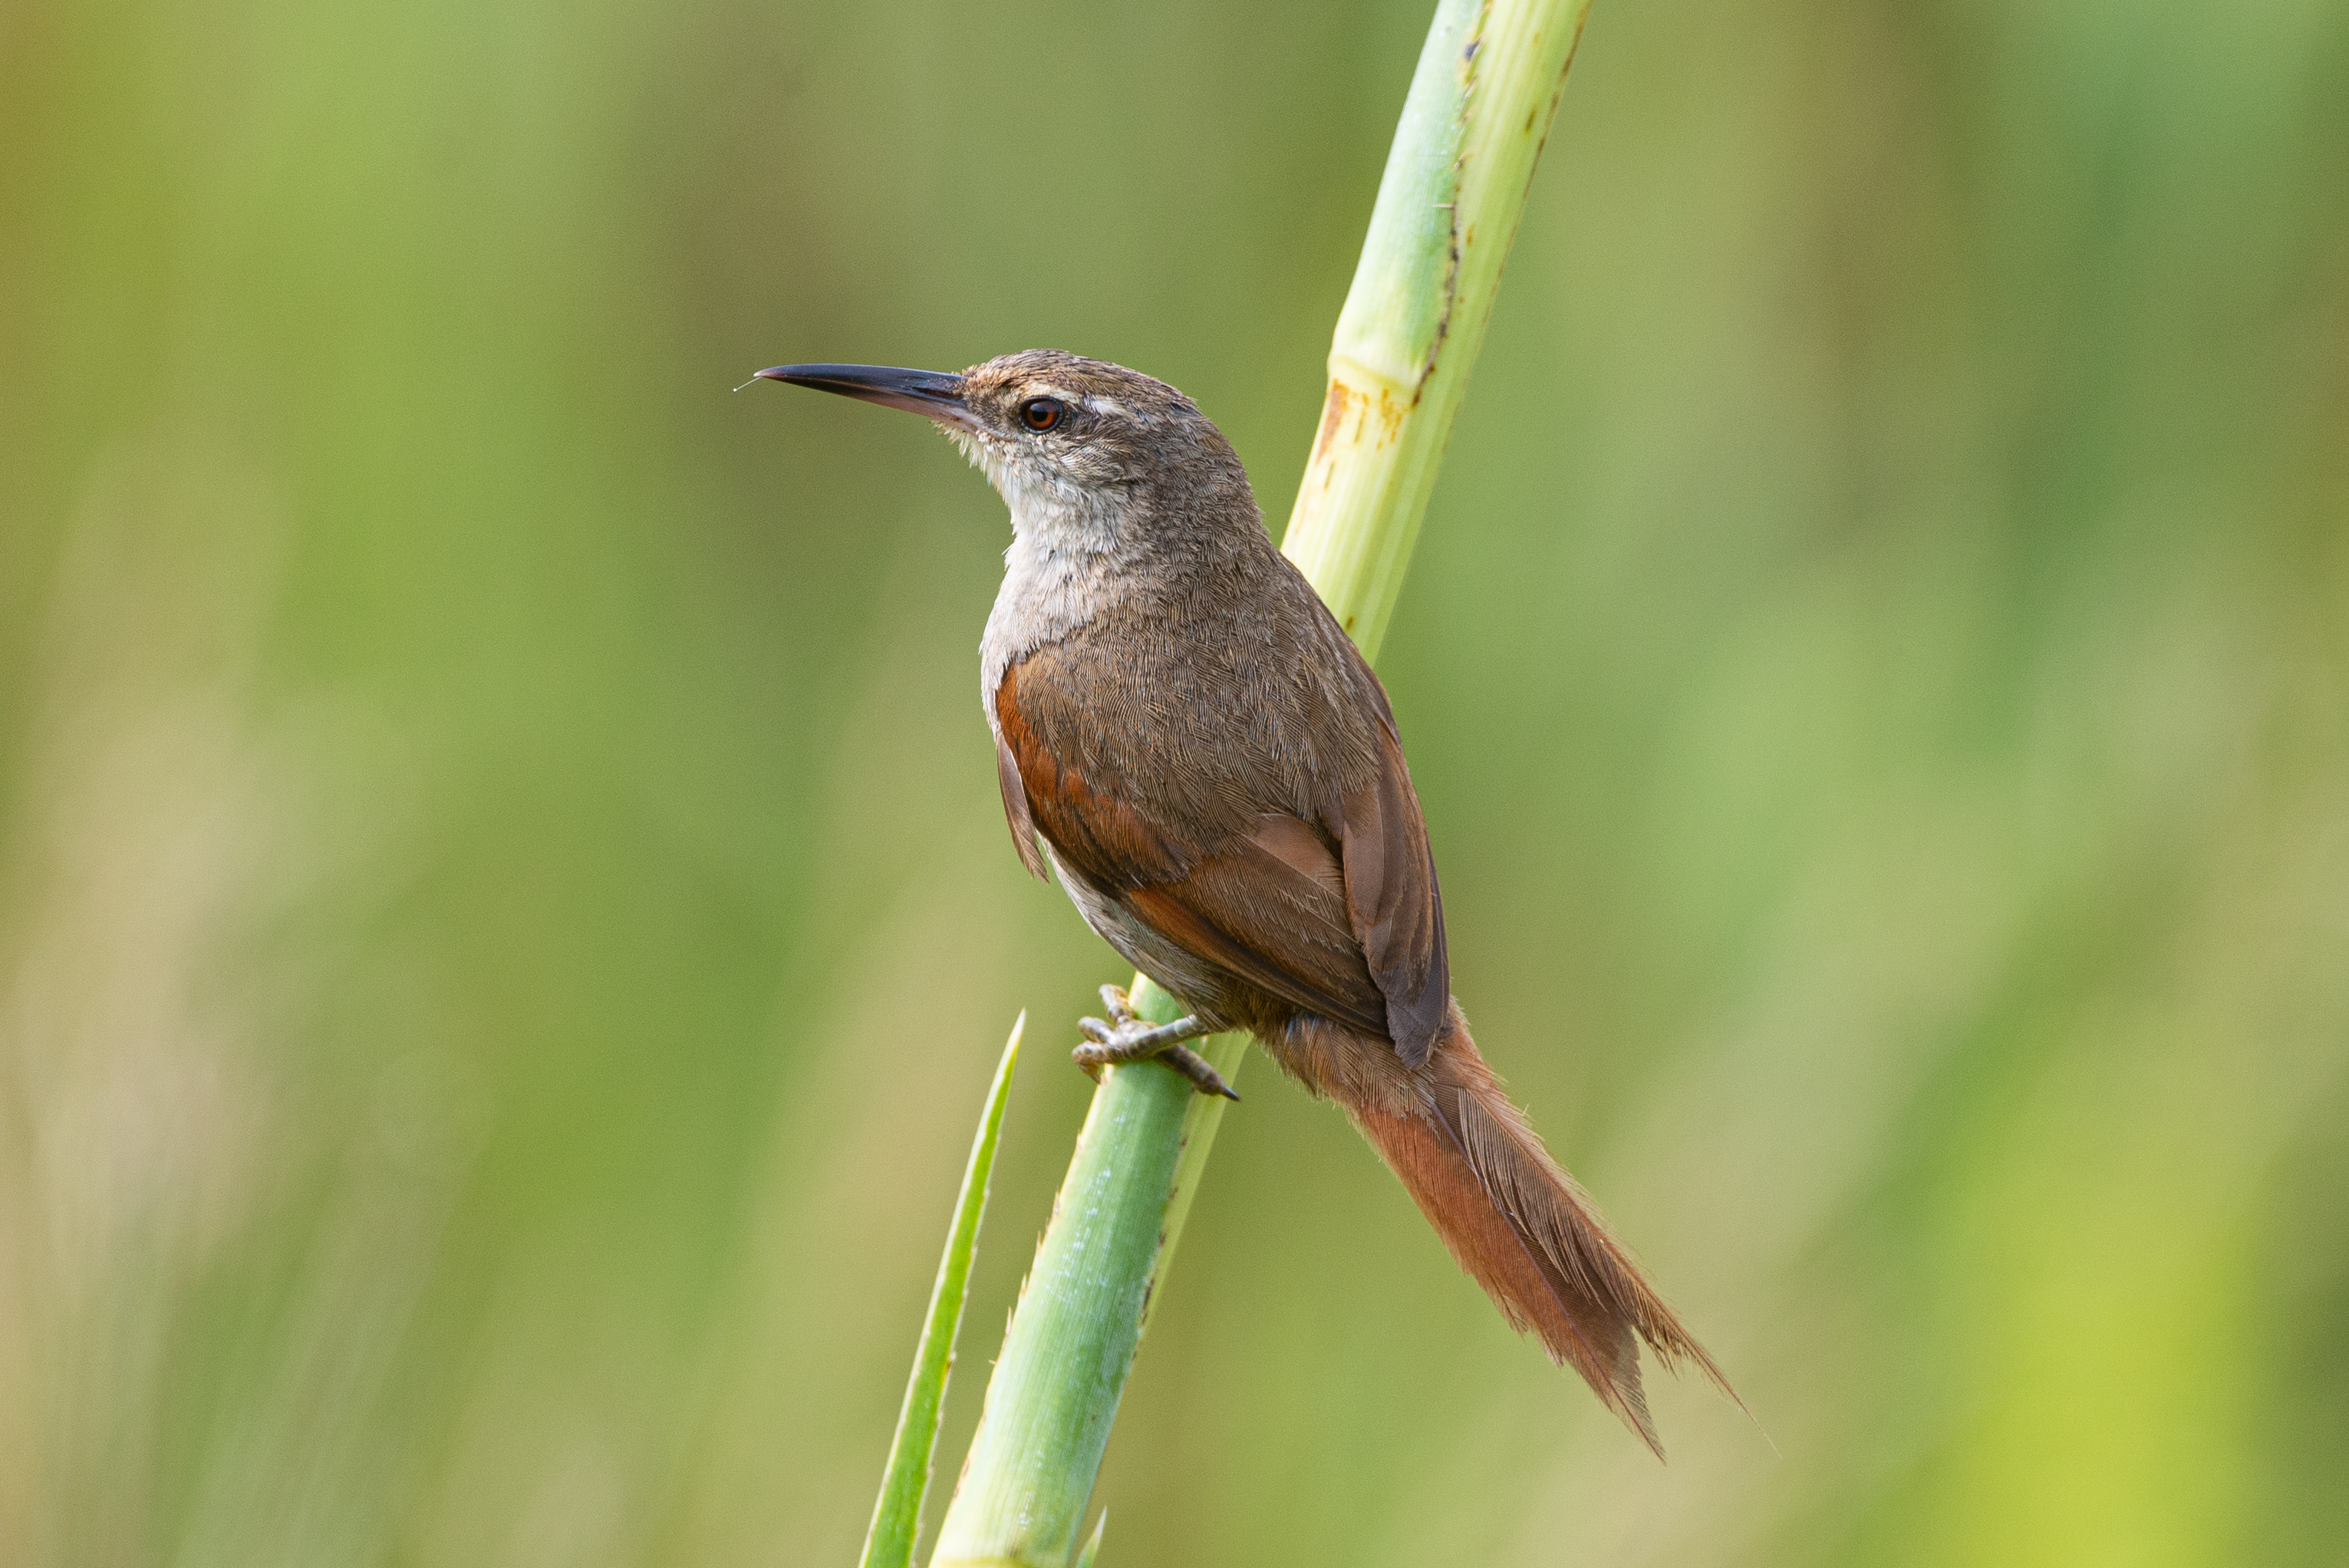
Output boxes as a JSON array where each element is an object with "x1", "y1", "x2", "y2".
[{"x1": 1076, "y1": 985, "x2": 1239, "y2": 1100}]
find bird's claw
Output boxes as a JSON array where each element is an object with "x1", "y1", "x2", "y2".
[
  {"x1": 1096, "y1": 983, "x2": 1138, "y2": 1027},
  {"x1": 1071, "y1": 1001, "x2": 1238, "y2": 1100}
]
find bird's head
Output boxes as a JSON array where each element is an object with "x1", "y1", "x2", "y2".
[{"x1": 756, "y1": 349, "x2": 1251, "y2": 546}]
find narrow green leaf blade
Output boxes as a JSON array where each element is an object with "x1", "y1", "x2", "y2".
[{"x1": 858, "y1": 1013, "x2": 1024, "y2": 1568}]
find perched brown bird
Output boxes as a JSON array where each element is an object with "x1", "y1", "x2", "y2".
[{"x1": 758, "y1": 350, "x2": 1728, "y2": 1450}]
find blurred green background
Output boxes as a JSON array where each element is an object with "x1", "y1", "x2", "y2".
[{"x1": 4, "y1": 1, "x2": 2346, "y2": 1563}]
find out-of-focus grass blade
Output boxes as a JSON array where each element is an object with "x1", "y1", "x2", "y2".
[
  {"x1": 856, "y1": 1013, "x2": 1023, "y2": 1568},
  {"x1": 1073, "y1": 1508, "x2": 1106, "y2": 1568}
]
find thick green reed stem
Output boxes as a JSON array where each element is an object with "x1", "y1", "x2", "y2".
[{"x1": 928, "y1": 5, "x2": 1593, "y2": 1563}]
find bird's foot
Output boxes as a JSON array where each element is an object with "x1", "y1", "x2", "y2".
[{"x1": 1075, "y1": 986, "x2": 1238, "y2": 1100}]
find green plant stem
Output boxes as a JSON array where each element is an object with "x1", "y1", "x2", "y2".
[
  {"x1": 928, "y1": 5, "x2": 1593, "y2": 1563},
  {"x1": 1287, "y1": 0, "x2": 1593, "y2": 664},
  {"x1": 924, "y1": 986, "x2": 1230, "y2": 1568}
]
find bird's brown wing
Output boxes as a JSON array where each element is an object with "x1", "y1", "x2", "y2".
[
  {"x1": 993, "y1": 662, "x2": 1191, "y2": 889},
  {"x1": 995, "y1": 657, "x2": 1435, "y2": 1047},
  {"x1": 1122, "y1": 821, "x2": 1391, "y2": 1038},
  {"x1": 1125, "y1": 716, "x2": 1454, "y2": 1061},
  {"x1": 993, "y1": 732, "x2": 1048, "y2": 881},
  {"x1": 1333, "y1": 710, "x2": 1450, "y2": 1066}
]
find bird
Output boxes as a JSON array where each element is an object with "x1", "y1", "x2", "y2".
[{"x1": 756, "y1": 349, "x2": 1729, "y2": 1451}]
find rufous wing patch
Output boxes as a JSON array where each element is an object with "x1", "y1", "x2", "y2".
[
  {"x1": 993, "y1": 660, "x2": 1190, "y2": 890},
  {"x1": 993, "y1": 731, "x2": 1046, "y2": 880}
]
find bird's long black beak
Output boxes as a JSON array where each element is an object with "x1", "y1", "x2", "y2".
[{"x1": 753, "y1": 362, "x2": 974, "y2": 427}]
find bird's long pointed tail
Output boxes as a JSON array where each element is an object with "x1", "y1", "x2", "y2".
[{"x1": 1323, "y1": 1011, "x2": 1732, "y2": 1454}]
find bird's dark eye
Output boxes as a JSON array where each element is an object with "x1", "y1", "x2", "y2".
[{"x1": 1019, "y1": 397, "x2": 1064, "y2": 432}]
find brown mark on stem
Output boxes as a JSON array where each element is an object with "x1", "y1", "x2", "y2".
[
  {"x1": 1531, "y1": 7, "x2": 1592, "y2": 165},
  {"x1": 1310, "y1": 381, "x2": 1353, "y2": 463},
  {"x1": 1414, "y1": 0, "x2": 1496, "y2": 404}
]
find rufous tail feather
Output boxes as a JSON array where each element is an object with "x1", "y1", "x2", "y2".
[{"x1": 1342, "y1": 1016, "x2": 1732, "y2": 1455}]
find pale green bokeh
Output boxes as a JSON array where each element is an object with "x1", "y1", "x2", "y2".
[{"x1": 2, "y1": 3, "x2": 2344, "y2": 1567}]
